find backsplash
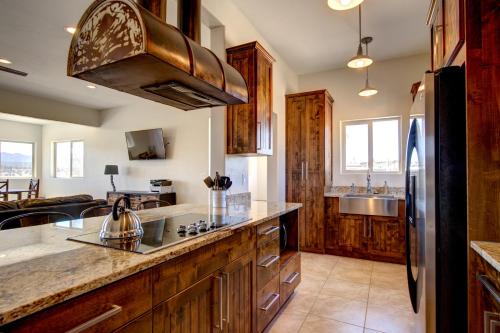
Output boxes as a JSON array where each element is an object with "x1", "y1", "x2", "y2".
[{"x1": 325, "y1": 186, "x2": 405, "y2": 199}]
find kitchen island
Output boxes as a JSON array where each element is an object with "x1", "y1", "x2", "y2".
[{"x1": 0, "y1": 201, "x2": 301, "y2": 332}]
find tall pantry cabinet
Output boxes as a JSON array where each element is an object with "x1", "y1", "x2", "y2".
[{"x1": 286, "y1": 90, "x2": 333, "y2": 253}]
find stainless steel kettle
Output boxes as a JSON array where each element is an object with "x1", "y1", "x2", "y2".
[{"x1": 99, "y1": 196, "x2": 144, "y2": 240}]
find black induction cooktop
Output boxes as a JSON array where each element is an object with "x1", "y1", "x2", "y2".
[{"x1": 67, "y1": 213, "x2": 250, "y2": 254}]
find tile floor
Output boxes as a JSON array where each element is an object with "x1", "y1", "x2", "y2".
[{"x1": 265, "y1": 252, "x2": 416, "y2": 333}]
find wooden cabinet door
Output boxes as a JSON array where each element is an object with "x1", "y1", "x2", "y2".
[
  {"x1": 324, "y1": 197, "x2": 338, "y2": 250},
  {"x1": 227, "y1": 48, "x2": 256, "y2": 155},
  {"x1": 303, "y1": 93, "x2": 325, "y2": 252},
  {"x1": 431, "y1": 1, "x2": 444, "y2": 70},
  {"x1": 256, "y1": 50, "x2": 273, "y2": 155},
  {"x1": 153, "y1": 274, "x2": 220, "y2": 333},
  {"x1": 222, "y1": 251, "x2": 256, "y2": 333},
  {"x1": 368, "y1": 216, "x2": 404, "y2": 260},
  {"x1": 443, "y1": 0, "x2": 464, "y2": 65},
  {"x1": 337, "y1": 215, "x2": 365, "y2": 252},
  {"x1": 286, "y1": 95, "x2": 307, "y2": 247}
]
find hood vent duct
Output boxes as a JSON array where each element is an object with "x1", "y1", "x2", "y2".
[{"x1": 67, "y1": 0, "x2": 248, "y2": 110}]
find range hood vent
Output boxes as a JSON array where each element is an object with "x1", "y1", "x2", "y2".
[{"x1": 67, "y1": 0, "x2": 248, "y2": 110}]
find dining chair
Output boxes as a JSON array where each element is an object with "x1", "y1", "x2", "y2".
[
  {"x1": 0, "y1": 211, "x2": 73, "y2": 230},
  {"x1": 27, "y1": 179, "x2": 40, "y2": 199},
  {"x1": 80, "y1": 205, "x2": 113, "y2": 219},
  {"x1": 0, "y1": 179, "x2": 9, "y2": 201},
  {"x1": 135, "y1": 199, "x2": 172, "y2": 211}
]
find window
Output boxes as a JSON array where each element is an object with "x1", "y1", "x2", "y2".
[
  {"x1": 54, "y1": 140, "x2": 84, "y2": 178},
  {"x1": 342, "y1": 117, "x2": 401, "y2": 173},
  {"x1": 0, "y1": 141, "x2": 34, "y2": 178}
]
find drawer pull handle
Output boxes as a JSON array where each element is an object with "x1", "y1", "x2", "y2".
[
  {"x1": 284, "y1": 272, "x2": 300, "y2": 285},
  {"x1": 260, "y1": 226, "x2": 280, "y2": 236},
  {"x1": 65, "y1": 304, "x2": 122, "y2": 333},
  {"x1": 260, "y1": 293, "x2": 280, "y2": 311},
  {"x1": 258, "y1": 255, "x2": 280, "y2": 268},
  {"x1": 477, "y1": 274, "x2": 500, "y2": 304}
]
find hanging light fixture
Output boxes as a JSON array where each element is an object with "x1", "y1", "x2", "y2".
[
  {"x1": 347, "y1": 5, "x2": 373, "y2": 69},
  {"x1": 358, "y1": 37, "x2": 378, "y2": 97},
  {"x1": 327, "y1": 0, "x2": 365, "y2": 11}
]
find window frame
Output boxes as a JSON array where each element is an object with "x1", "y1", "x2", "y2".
[
  {"x1": 341, "y1": 116, "x2": 402, "y2": 174},
  {"x1": 0, "y1": 140, "x2": 36, "y2": 179},
  {"x1": 53, "y1": 140, "x2": 85, "y2": 179}
]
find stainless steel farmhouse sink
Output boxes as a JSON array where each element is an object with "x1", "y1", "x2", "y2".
[{"x1": 339, "y1": 193, "x2": 398, "y2": 217}]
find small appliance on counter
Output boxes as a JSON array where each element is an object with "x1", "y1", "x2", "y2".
[{"x1": 150, "y1": 179, "x2": 173, "y2": 193}]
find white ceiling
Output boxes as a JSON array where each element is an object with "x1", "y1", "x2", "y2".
[
  {"x1": 232, "y1": 0, "x2": 430, "y2": 74},
  {"x1": 0, "y1": 0, "x2": 429, "y2": 113}
]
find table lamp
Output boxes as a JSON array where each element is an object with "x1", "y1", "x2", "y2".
[{"x1": 104, "y1": 165, "x2": 119, "y2": 192}]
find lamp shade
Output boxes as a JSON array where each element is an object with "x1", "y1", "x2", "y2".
[
  {"x1": 327, "y1": 0, "x2": 364, "y2": 10},
  {"x1": 104, "y1": 165, "x2": 119, "y2": 175}
]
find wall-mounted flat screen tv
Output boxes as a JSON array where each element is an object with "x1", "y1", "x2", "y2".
[{"x1": 125, "y1": 128, "x2": 166, "y2": 160}]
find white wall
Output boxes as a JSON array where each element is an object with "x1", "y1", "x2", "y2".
[
  {"x1": 0, "y1": 119, "x2": 43, "y2": 191},
  {"x1": 0, "y1": 88, "x2": 100, "y2": 127},
  {"x1": 299, "y1": 54, "x2": 429, "y2": 188},
  {"x1": 41, "y1": 102, "x2": 211, "y2": 203},
  {"x1": 203, "y1": 0, "x2": 300, "y2": 201}
]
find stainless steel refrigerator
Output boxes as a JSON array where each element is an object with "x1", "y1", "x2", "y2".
[{"x1": 405, "y1": 66, "x2": 467, "y2": 333}]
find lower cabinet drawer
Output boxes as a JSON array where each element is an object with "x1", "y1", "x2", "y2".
[
  {"x1": 280, "y1": 252, "x2": 301, "y2": 306},
  {"x1": 257, "y1": 218, "x2": 280, "y2": 247},
  {"x1": 257, "y1": 237, "x2": 280, "y2": 290},
  {"x1": 7, "y1": 270, "x2": 152, "y2": 333},
  {"x1": 113, "y1": 311, "x2": 152, "y2": 333},
  {"x1": 257, "y1": 275, "x2": 280, "y2": 333}
]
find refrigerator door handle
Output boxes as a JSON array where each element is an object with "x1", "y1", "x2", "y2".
[{"x1": 405, "y1": 119, "x2": 419, "y2": 313}]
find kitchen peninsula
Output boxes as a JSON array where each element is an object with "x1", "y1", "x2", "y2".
[{"x1": 0, "y1": 201, "x2": 301, "y2": 332}]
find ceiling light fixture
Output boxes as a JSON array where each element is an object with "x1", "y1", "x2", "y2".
[
  {"x1": 86, "y1": 85, "x2": 96, "y2": 89},
  {"x1": 347, "y1": 5, "x2": 373, "y2": 69},
  {"x1": 358, "y1": 37, "x2": 378, "y2": 97},
  {"x1": 0, "y1": 58, "x2": 12, "y2": 64},
  {"x1": 327, "y1": 0, "x2": 364, "y2": 11},
  {"x1": 65, "y1": 26, "x2": 76, "y2": 34}
]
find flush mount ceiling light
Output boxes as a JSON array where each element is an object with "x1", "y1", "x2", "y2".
[
  {"x1": 347, "y1": 5, "x2": 373, "y2": 69},
  {"x1": 65, "y1": 26, "x2": 76, "y2": 34},
  {"x1": 0, "y1": 58, "x2": 12, "y2": 64},
  {"x1": 327, "y1": 0, "x2": 364, "y2": 11},
  {"x1": 86, "y1": 85, "x2": 96, "y2": 89},
  {"x1": 358, "y1": 37, "x2": 378, "y2": 97}
]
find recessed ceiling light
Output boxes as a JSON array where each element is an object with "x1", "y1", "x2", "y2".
[
  {"x1": 86, "y1": 85, "x2": 96, "y2": 89},
  {"x1": 0, "y1": 58, "x2": 12, "y2": 64},
  {"x1": 65, "y1": 26, "x2": 76, "y2": 34},
  {"x1": 328, "y1": 0, "x2": 364, "y2": 11}
]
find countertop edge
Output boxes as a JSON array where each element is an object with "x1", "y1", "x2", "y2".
[
  {"x1": 470, "y1": 241, "x2": 500, "y2": 273},
  {"x1": 0, "y1": 202, "x2": 302, "y2": 326}
]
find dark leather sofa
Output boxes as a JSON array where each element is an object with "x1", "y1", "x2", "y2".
[{"x1": 0, "y1": 194, "x2": 106, "y2": 229}]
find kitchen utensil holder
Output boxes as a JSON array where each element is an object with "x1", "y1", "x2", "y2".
[{"x1": 211, "y1": 190, "x2": 227, "y2": 208}]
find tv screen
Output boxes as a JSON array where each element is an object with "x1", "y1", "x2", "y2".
[{"x1": 125, "y1": 128, "x2": 166, "y2": 160}]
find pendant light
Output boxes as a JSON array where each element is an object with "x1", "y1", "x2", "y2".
[
  {"x1": 327, "y1": 0, "x2": 364, "y2": 11},
  {"x1": 347, "y1": 5, "x2": 373, "y2": 69},
  {"x1": 358, "y1": 37, "x2": 378, "y2": 97}
]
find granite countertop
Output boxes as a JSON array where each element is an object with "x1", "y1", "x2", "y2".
[
  {"x1": 0, "y1": 201, "x2": 301, "y2": 325},
  {"x1": 324, "y1": 186, "x2": 405, "y2": 200},
  {"x1": 471, "y1": 241, "x2": 500, "y2": 272}
]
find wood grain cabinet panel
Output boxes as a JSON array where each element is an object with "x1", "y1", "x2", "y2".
[
  {"x1": 325, "y1": 197, "x2": 405, "y2": 264},
  {"x1": 222, "y1": 251, "x2": 256, "y2": 333},
  {"x1": 227, "y1": 41, "x2": 274, "y2": 156},
  {"x1": 6, "y1": 270, "x2": 152, "y2": 333},
  {"x1": 286, "y1": 90, "x2": 333, "y2": 253},
  {"x1": 153, "y1": 274, "x2": 219, "y2": 333},
  {"x1": 368, "y1": 216, "x2": 404, "y2": 260},
  {"x1": 443, "y1": 0, "x2": 464, "y2": 65}
]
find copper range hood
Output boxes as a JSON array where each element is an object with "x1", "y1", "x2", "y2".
[{"x1": 67, "y1": 0, "x2": 248, "y2": 110}]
